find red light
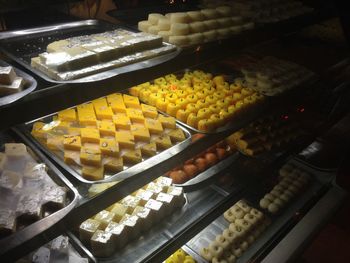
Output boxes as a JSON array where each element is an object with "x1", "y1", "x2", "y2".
[
  {"x1": 300, "y1": 108, "x2": 305, "y2": 112},
  {"x1": 284, "y1": 115, "x2": 289, "y2": 120}
]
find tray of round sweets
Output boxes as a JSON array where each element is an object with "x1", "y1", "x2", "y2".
[
  {"x1": 0, "y1": 131, "x2": 79, "y2": 260},
  {"x1": 68, "y1": 177, "x2": 189, "y2": 262},
  {"x1": 129, "y1": 69, "x2": 267, "y2": 134},
  {"x1": 15, "y1": 93, "x2": 192, "y2": 184},
  {"x1": 186, "y1": 199, "x2": 271, "y2": 263},
  {"x1": 0, "y1": 19, "x2": 180, "y2": 83},
  {"x1": 0, "y1": 59, "x2": 37, "y2": 107}
]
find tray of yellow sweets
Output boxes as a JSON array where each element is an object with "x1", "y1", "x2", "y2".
[
  {"x1": 16, "y1": 93, "x2": 191, "y2": 184},
  {"x1": 129, "y1": 69, "x2": 267, "y2": 134}
]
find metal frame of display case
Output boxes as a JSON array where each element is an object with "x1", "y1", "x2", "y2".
[{"x1": 0, "y1": 3, "x2": 348, "y2": 262}]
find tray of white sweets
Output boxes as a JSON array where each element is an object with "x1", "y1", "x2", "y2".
[
  {"x1": 0, "y1": 20, "x2": 179, "y2": 83},
  {"x1": 15, "y1": 93, "x2": 192, "y2": 184},
  {"x1": 0, "y1": 131, "x2": 79, "y2": 260},
  {"x1": 0, "y1": 60, "x2": 37, "y2": 107}
]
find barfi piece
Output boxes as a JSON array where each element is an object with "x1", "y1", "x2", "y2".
[
  {"x1": 120, "y1": 195, "x2": 141, "y2": 214},
  {"x1": 80, "y1": 128, "x2": 100, "y2": 144},
  {"x1": 130, "y1": 125, "x2": 150, "y2": 142},
  {"x1": 132, "y1": 206, "x2": 152, "y2": 232},
  {"x1": 88, "y1": 182, "x2": 117, "y2": 197},
  {"x1": 141, "y1": 142, "x2": 157, "y2": 157},
  {"x1": 110, "y1": 100, "x2": 127, "y2": 114},
  {"x1": 0, "y1": 209, "x2": 16, "y2": 238},
  {"x1": 115, "y1": 131, "x2": 135, "y2": 149},
  {"x1": 64, "y1": 150, "x2": 80, "y2": 165},
  {"x1": 145, "y1": 119, "x2": 163, "y2": 134},
  {"x1": 0, "y1": 152, "x2": 7, "y2": 173},
  {"x1": 0, "y1": 66, "x2": 16, "y2": 85},
  {"x1": 113, "y1": 115, "x2": 131, "y2": 130},
  {"x1": 104, "y1": 157, "x2": 123, "y2": 173},
  {"x1": 80, "y1": 147, "x2": 101, "y2": 167},
  {"x1": 0, "y1": 77, "x2": 24, "y2": 95},
  {"x1": 120, "y1": 214, "x2": 141, "y2": 240},
  {"x1": 154, "y1": 135, "x2": 172, "y2": 150},
  {"x1": 126, "y1": 108, "x2": 144, "y2": 123},
  {"x1": 42, "y1": 186, "x2": 67, "y2": 210},
  {"x1": 135, "y1": 189, "x2": 154, "y2": 206},
  {"x1": 145, "y1": 182, "x2": 163, "y2": 195},
  {"x1": 155, "y1": 176, "x2": 173, "y2": 191},
  {"x1": 105, "y1": 222, "x2": 128, "y2": 248},
  {"x1": 141, "y1": 104, "x2": 158, "y2": 118},
  {"x1": 100, "y1": 139, "x2": 119, "y2": 156},
  {"x1": 16, "y1": 193, "x2": 42, "y2": 224},
  {"x1": 123, "y1": 94, "x2": 140, "y2": 108},
  {"x1": 82, "y1": 166, "x2": 104, "y2": 181},
  {"x1": 98, "y1": 121, "x2": 115, "y2": 136},
  {"x1": 31, "y1": 122, "x2": 47, "y2": 139},
  {"x1": 46, "y1": 134, "x2": 63, "y2": 151},
  {"x1": 94, "y1": 210, "x2": 116, "y2": 229},
  {"x1": 0, "y1": 170, "x2": 23, "y2": 190},
  {"x1": 110, "y1": 203, "x2": 128, "y2": 222},
  {"x1": 95, "y1": 106, "x2": 114, "y2": 121},
  {"x1": 122, "y1": 149, "x2": 142, "y2": 164},
  {"x1": 158, "y1": 115, "x2": 176, "y2": 129},
  {"x1": 156, "y1": 192, "x2": 175, "y2": 215},
  {"x1": 63, "y1": 135, "x2": 82, "y2": 151},
  {"x1": 144, "y1": 199, "x2": 164, "y2": 222},
  {"x1": 90, "y1": 230, "x2": 115, "y2": 257},
  {"x1": 81, "y1": 41, "x2": 118, "y2": 61},
  {"x1": 4, "y1": 143, "x2": 27, "y2": 158},
  {"x1": 168, "y1": 128, "x2": 186, "y2": 143},
  {"x1": 58, "y1": 108, "x2": 76, "y2": 122},
  {"x1": 79, "y1": 218, "x2": 102, "y2": 244},
  {"x1": 167, "y1": 186, "x2": 185, "y2": 207}
]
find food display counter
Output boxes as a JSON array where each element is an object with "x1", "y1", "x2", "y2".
[{"x1": 0, "y1": 1, "x2": 348, "y2": 262}]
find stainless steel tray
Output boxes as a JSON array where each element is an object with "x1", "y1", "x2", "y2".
[
  {"x1": 0, "y1": 130, "x2": 79, "y2": 259},
  {"x1": 16, "y1": 112, "x2": 192, "y2": 184},
  {"x1": 0, "y1": 60, "x2": 37, "y2": 107},
  {"x1": 185, "y1": 158, "x2": 333, "y2": 263},
  {"x1": 67, "y1": 194, "x2": 190, "y2": 263},
  {"x1": 0, "y1": 20, "x2": 180, "y2": 84},
  {"x1": 174, "y1": 153, "x2": 240, "y2": 192}
]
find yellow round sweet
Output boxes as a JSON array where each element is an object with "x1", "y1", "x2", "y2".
[
  {"x1": 216, "y1": 98, "x2": 230, "y2": 109},
  {"x1": 165, "y1": 73, "x2": 177, "y2": 82},
  {"x1": 166, "y1": 93, "x2": 178, "y2": 103},
  {"x1": 213, "y1": 75, "x2": 225, "y2": 86},
  {"x1": 129, "y1": 86, "x2": 142, "y2": 97},
  {"x1": 176, "y1": 109, "x2": 190, "y2": 122},
  {"x1": 166, "y1": 102, "x2": 181, "y2": 117},
  {"x1": 193, "y1": 83, "x2": 204, "y2": 92},
  {"x1": 176, "y1": 98, "x2": 187, "y2": 109},
  {"x1": 149, "y1": 84, "x2": 160, "y2": 93},
  {"x1": 154, "y1": 77, "x2": 167, "y2": 86},
  {"x1": 186, "y1": 94, "x2": 198, "y2": 103},
  {"x1": 187, "y1": 113, "x2": 200, "y2": 128},
  {"x1": 209, "y1": 104, "x2": 220, "y2": 114},
  {"x1": 186, "y1": 103, "x2": 199, "y2": 114},
  {"x1": 196, "y1": 89, "x2": 209, "y2": 99},
  {"x1": 230, "y1": 83, "x2": 242, "y2": 93},
  {"x1": 205, "y1": 95, "x2": 216, "y2": 105},
  {"x1": 210, "y1": 113, "x2": 224, "y2": 128},
  {"x1": 149, "y1": 93, "x2": 162, "y2": 106},
  {"x1": 216, "y1": 82, "x2": 230, "y2": 90},
  {"x1": 213, "y1": 91, "x2": 225, "y2": 100},
  {"x1": 185, "y1": 86, "x2": 196, "y2": 94},
  {"x1": 196, "y1": 98, "x2": 209, "y2": 108},
  {"x1": 175, "y1": 90, "x2": 188, "y2": 99},
  {"x1": 198, "y1": 118, "x2": 215, "y2": 131},
  {"x1": 197, "y1": 107, "x2": 212, "y2": 119},
  {"x1": 156, "y1": 97, "x2": 168, "y2": 112},
  {"x1": 139, "y1": 89, "x2": 152, "y2": 104},
  {"x1": 232, "y1": 92, "x2": 242, "y2": 103}
]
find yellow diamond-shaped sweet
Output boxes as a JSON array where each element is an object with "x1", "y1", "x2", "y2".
[
  {"x1": 141, "y1": 142, "x2": 157, "y2": 157},
  {"x1": 113, "y1": 115, "x2": 131, "y2": 130},
  {"x1": 58, "y1": 108, "x2": 77, "y2": 122},
  {"x1": 97, "y1": 121, "x2": 116, "y2": 136},
  {"x1": 130, "y1": 125, "x2": 150, "y2": 142},
  {"x1": 154, "y1": 135, "x2": 172, "y2": 150},
  {"x1": 123, "y1": 148, "x2": 142, "y2": 164},
  {"x1": 104, "y1": 157, "x2": 123, "y2": 173},
  {"x1": 80, "y1": 147, "x2": 101, "y2": 166},
  {"x1": 123, "y1": 94, "x2": 140, "y2": 108},
  {"x1": 81, "y1": 128, "x2": 100, "y2": 143},
  {"x1": 63, "y1": 135, "x2": 81, "y2": 151},
  {"x1": 115, "y1": 131, "x2": 135, "y2": 149},
  {"x1": 158, "y1": 115, "x2": 176, "y2": 129},
  {"x1": 141, "y1": 103, "x2": 158, "y2": 119},
  {"x1": 82, "y1": 166, "x2": 104, "y2": 181},
  {"x1": 167, "y1": 128, "x2": 186, "y2": 143},
  {"x1": 99, "y1": 138, "x2": 119, "y2": 156},
  {"x1": 144, "y1": 119, "x2": 163, "y2": 134},
  {"x1": 126, "y1": 108, "x2": 145, "y2": 123}
]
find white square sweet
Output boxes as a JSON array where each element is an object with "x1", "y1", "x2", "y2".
[{"x1": 4, "y1": 143, "x2": 27, "y2": 158}]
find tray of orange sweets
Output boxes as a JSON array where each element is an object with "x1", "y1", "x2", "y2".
[
  {"x1": 129, "y1": 69, "x2": 267, "y2": 133},
  {"x1": 16, "y1": 93, "x2": 191, "y2": 183}
]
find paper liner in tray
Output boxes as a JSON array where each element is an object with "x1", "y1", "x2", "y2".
[
  {"x1": 16, "y1": 111, "x2": 192, "y2": 184},
  {"x1": 0, "y1": 131, "x2": 79, "y2": 259}
]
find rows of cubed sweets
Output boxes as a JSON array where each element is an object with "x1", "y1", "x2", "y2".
[
  {"x1": 229, "y1": 114, "x2": 304, "y2": 156},
  {"x1": 165, "y1": 248, "x2": 196, "y2": 263},
  {"x1": 31, "y1": 93, "x2": 187, "y2": 181},
  {"x1": 138, "y1": 7, "x2": 254, "y2": 46},
  {"x1": 200, "y1": 200, "x2": 269, "y2": 263},
  {"x1": 129, "y1": 70, "x2": 265, "y2": 132},
  {"x1": 240, "y1": 56, "x2": 315, "y2": 96},
  {"x1": 79, "y1": 177, "x2": 185, "y2": 257},
  {"x1": 0, "y1": 143, "x2": 67, "y2": 239},
  {"x1": 259, "y1": 162, "x2": 311, "y2": 214}
]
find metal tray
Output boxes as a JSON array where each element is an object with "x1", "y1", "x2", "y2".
[
  {"x1": 0, "y1": 60, "x2": 37, "y2": 107},
  {"x1": 67, "y1": 194, "x2": 190, "y2": 263},
  {"x1": 16, "y1": 112, "x2": 192, "y2": 184},
  {"x1": 187, "y1": 158, "x2": 332, "y2": 263},
  {"x1": 0, "y1": 20, "x2": 180, "y2": 84},
  {"x1": 174, "y1": 152, "x2": 240, "y2": 192},
  {"x1": 0, "y1": 131, "x2": 79, "y2": 259}
]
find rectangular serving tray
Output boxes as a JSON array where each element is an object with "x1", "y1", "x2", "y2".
[
  {"x1": 0, "y1": 130, "x2": 79, "y2": 260},
  {"x1": 16, "y1": 111, "x2": 192, "y2": 184},
  {"x1": 0, "y1": 20, "x2": 180, "y2": 84}
]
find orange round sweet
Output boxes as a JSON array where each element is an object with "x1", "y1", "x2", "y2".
[
  {"x1": 183, "y1": 164, "x2": 199, "y2": 178},
  {"x1": 194, "y1": 157, "x2": 208, "y2": 172},
  {"x1": 205, "y1": 152, "x2": 218, "y2": 166},
  {"x1": 169, "y1": 170, "x2": 187, "y2": 184}
]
